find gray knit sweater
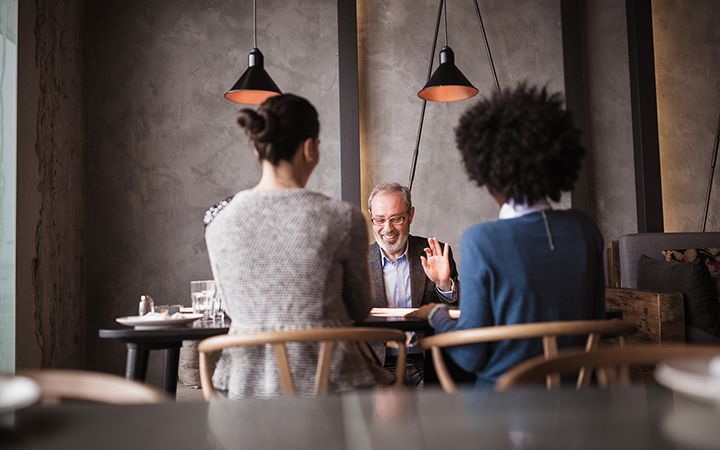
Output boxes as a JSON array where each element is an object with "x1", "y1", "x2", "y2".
[{"x1": 205, "y1": 189, "x2": 378, "y2": 399}]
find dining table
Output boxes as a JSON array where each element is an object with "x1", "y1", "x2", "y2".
[
  {"x1": 98, "y1": 318, "x2": 231, "y2": 398},
  {"x1": 2, "y1": 384, "x2": 717, "y2": 449},
  {"x1": 98, "y1": 308, "x2": 438, "y2": 398},
  {"x1": 99, "y1": 308, "x2": 624, "y2": 398}
]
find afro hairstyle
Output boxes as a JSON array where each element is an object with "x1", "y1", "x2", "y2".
[{"x1": 454, "y1": 84, "x2": 585, "y2": 205}]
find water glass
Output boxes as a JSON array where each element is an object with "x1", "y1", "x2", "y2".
[
  {"x1": 213, "y1": 295, "x2": 225, "y2": 320},
  {"x1": 191, "y1": 280, "x2": 216, "y2": 320}
]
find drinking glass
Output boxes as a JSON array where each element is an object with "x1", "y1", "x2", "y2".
[
  {"x1": 213, "y1": 295, "x2": 225, "y2": 321},
  {"x1": 191, "y1": 280, "x2": 216, "y2": 320}
]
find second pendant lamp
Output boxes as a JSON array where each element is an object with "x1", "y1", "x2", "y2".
[
  {"x1": 418, "y1": 0, "x2": 478, "y2": 102},
  {"x1": 224, "y1": 0, "x2": 282, "y2": 105}
]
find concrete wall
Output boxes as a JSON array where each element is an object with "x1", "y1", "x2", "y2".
[
  {"x1": 84, "y1": 0, "x2": 341, "y2": 376},
  {"x1": 16, "y1": 0, "x2": 86, "y2": 369},
  {"x1": 653, "y1": 0, "x2": 720, "y2": 232},
  {"x1": 557, "y1": 0, "x2": 720, "y2": 244},
  {"x1": 583, "y1": 0, "x2": 638, "y2": 244},
  {"x1": 358, "y1": 0, "x2": 567, "y2": 260}
]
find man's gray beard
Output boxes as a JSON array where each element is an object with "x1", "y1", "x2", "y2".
[{"x1": 375, "y1": 233, "x2": 409, "y2": 256}]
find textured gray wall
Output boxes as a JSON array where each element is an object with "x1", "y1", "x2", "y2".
[
  {"x1": 16, "y1": 0, "x2": 85, "y2": 369},
  {"x1": 653, "y1": 0, "x2": 720, "y2": 232},
  {"x1": 583, "y1": 0, "x2": 638, "y2": 243},
  {"x1": 84, "y1": 0, "x2": 341, "y2": 376},
  {"x1": 358, "y1": 0, "x2": 567, "y2": 260}
]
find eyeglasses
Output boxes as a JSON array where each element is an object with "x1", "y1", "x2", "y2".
[{"x1": 370, "y1": 214, "x2": 407, "y2": 227}]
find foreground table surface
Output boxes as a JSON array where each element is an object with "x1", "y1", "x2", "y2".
[{"x1": 3, "y1": 386, "x2": 717, "y2": 450}]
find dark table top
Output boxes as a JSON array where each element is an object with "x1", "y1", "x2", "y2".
[
  {"x1": 98, "y1": 308, "x2": 624, "y2": 343},
  {"x1": 355, "y1": 315, "x2": 432, "y2": 332},
  {"x1": 98, "y1": 314, "x2": 433, "y2": 343},
  {"x1": 98, "y1": 317, "x2": 231, "y2": 343},
  {"x1": 2, "y1": 385, "x2": 716, "y2": 450}
]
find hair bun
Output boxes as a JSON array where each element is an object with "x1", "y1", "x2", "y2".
[
  {"x1": 236, "y1": 108, "x2": 278, "y2": 143},
  {"x1": 234, "y1": 94, "x2": 319, "y2": 165},
  {"x1": 254, "y1": 109, "x2": 278, "y2": 142},
  {"x1": 237, "y1": 109, "x2": 263, "y2": 137}
]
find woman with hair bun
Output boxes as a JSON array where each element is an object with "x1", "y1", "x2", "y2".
[
  {"x1": 412, "y1": 84, "x2": 605, "y2": 389},
  {"x1": 204, "y1": 94, "x2": 387, "y2": 399}
]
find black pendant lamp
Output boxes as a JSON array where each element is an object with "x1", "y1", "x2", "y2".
[
  {"x1": 409, "y1": 0, "x2": 501, "y2": 191},
  {"x1": 418, "y1": 0, "x2": 478, "y2": 102},
  {"x1": 224, "y1": 0, "x2": 281, "y2": 105}
]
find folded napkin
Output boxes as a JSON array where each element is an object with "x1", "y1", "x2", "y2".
[
  {"x1": 134, "y1": 312, "x2": 185, "y2": 321},
  {"x1": 369, "y1": 307, "x2": 460, "y2": 319}
]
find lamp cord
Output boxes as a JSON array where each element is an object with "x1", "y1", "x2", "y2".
[
  {"x1": 253, "y1": 0, "x2": 257, "y2": 48},
  {"x1": 702, "y1": 107, "x2": 720, "y2": 231},
  {"x1": 443, "y1": 0, "x2": 448, "y2": 46},
  {"x1": 409, "y1": 0, "x2": 444, "y2": 191},
  {"x1": 473, "y1": 0, "x2": 500, "y2": 94}
]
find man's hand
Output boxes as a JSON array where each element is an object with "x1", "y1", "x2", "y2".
[
  {"x1": 404, "y1": 303, "x2": 437, "y2": 320},
  {"x1": 420, "y1": 237, "x2": 453, "y2": 291}
]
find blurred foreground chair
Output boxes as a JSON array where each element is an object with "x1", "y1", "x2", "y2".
[
  {"x1": 198, "y1": 327, "x2": 407, "y2": 399},
  {"x1": 495, "y1": 344, "x2": 720, "y2": 391},
  {"x1": 419, "y1": 320, "x2": 636, "y2": 393},
  {"x1": 19, "y1": 369, "x2": 164, "y2": 404}
]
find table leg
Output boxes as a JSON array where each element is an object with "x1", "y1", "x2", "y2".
[
  {"x1": 125, "y1": 343, "x2": 149, "y2": 381},
  {"x1": 163, "y1": 346, "x2": 181, "y2": 399}
]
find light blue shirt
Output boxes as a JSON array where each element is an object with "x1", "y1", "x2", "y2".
[
  {"x1": 381, "y1": 251, "x2": 412, "y2": 308},
  {"x1": 381, "y1": 246, "x2": 454, "y2": 354}
]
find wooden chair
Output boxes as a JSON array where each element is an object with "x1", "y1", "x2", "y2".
[
  {"x1": 495, "y1": 344, "x2": 720, "y2": 391},
  {"x1": 198, "y1": 327, "x2": 407, "y2": 399},
  {"x1": 19, "y1": 369, "x2": 165, "y2": 404},
  {"x1": 418, "y1": 320, "x2": 636, "y2": 393}
]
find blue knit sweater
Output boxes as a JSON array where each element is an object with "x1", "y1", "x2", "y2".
[{"x1": 430, "y1": 209, "x2": 605, "y2": 388}]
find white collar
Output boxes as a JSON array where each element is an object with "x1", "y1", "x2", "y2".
[{"x1": 498, "y1": 199, "x2": 552, "y2": 220}]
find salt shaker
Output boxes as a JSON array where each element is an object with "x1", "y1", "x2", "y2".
[{"x1": 138, "y1": 294, "x2": 154, "y2": 316}]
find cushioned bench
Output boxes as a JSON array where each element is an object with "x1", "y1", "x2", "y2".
[
  {"x1": 606, "y1": 232, "x2": 720, "y2": 344},
  {"x1": 618, "y1": 232, "x2": 720, "y2": 289}
]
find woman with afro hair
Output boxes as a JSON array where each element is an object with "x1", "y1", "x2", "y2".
[{"x1": 413, "y1": 84, "x2": 605, "y2": 389}]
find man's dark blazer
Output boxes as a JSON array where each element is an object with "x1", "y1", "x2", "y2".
[
  {"x1": 368, "y1": 234, "x2": 459, "y2": 308},
  {"x1": 367, "y1": 234, "x2": 459, "y2": 367}
]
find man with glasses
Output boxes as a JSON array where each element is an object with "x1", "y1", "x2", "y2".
[{"x1": 367, "y1": 183, "x2": 458, "y2": 387}]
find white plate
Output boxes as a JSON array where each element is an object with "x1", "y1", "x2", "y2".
[
  {"x1": 0, "y1": 376, "x2": 41, "y2": 415},
  {"x1": 655, "y1": 356, "x2": 720, "y2": 404},
  {"x1": 116, "y1": 313, "x2": 205, "y2": 330}
]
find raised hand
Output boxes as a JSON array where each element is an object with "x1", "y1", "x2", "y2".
[{"x1": 420, "y1": 237, "x2": 453, "y2": 292}]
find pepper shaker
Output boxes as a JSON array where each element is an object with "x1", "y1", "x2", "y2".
[{"x1": 139, "y1": 294, "x2": 154, "y2": 316}]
